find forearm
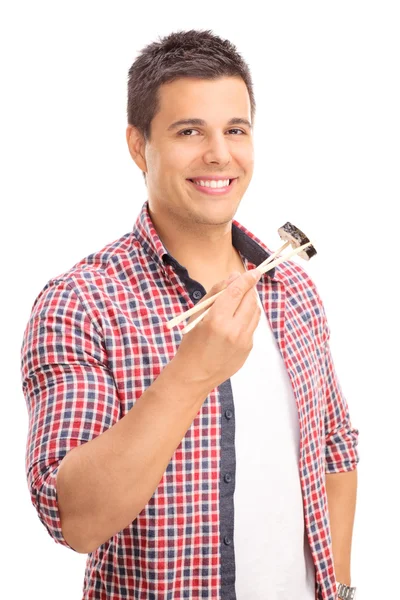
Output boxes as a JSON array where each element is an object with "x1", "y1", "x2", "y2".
[
  {"x1": 56, "y1": 356, "x2": 209, "y2": 554},
  {"x1": 325, "y1": 468, "x2": 358, "y2": 584}
]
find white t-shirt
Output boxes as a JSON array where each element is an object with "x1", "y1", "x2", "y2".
[{"x1": 230, "y1": 293, "x2": 316, "y2": 599}]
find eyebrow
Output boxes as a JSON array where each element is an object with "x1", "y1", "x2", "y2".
[{"x1": 167, "y1": 118, "x2": 253, "y2": 132}]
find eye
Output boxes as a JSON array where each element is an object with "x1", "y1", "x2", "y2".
[
  {"x1": 178, "y1": 128, "x2": 246, "y2": 136},
  {"x1": 179, "y1": 129, "x2": 198, "y2": 136}
]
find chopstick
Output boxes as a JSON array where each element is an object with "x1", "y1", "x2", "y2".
[
  {"x1": 179, "y1": 241, "x2": 291, "y2": 335},
  {"x1": 166, "y1": 241, "x2": 312, "y2": 333},
  {"x1": 166, "y1": 240, "x2": 290, "y2": 331}
]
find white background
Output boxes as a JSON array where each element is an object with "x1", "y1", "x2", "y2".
[{"x1": 1, "y1": 1, "x2": 399, "y2": 598}]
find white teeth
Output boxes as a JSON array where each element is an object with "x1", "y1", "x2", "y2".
[{"x1": 193, "y1": 179, "x2": 230, "y2": 188}]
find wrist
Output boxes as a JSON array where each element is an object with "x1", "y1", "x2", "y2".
[
  {"x1": 165, "y1": 355, "x2": 212, "y2": 402},
  {"x1": 169, "y1": 353, "x2": 215, "y2": 398},
  {"x1": 334, "y1": 565, "x2": 351, "y2": 587}
]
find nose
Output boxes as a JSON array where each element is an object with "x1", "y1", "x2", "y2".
[{"x1": 202, "y1": 133, "x2": 232, "y2": 167}]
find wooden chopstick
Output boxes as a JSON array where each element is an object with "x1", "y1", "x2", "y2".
[
  {"x1": 179, "y1": 241, "x2": 291, "y2": 335},
  {"x1": 255, "y1": 240, "x2": 291, "y2": 267},
  {"x1": 181, "y1": 241, "x2": 310, "y2": 335},
  {"x1": 167, "y1": 241, "x2": 312, "y2": 332},
  {"x1": 166, "y1": 241, "x2": 291, "y2": 331}
]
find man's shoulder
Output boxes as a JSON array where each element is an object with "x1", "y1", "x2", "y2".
[
  {"x1": 30, "y1": 230, "x2": 142, "y2": 313},
  {"x1": 275, "y1": 257, "x2": 319, "y2": 295},
  {"x1": 53, "y1": 230, "x2": 135, "y2": 282}
]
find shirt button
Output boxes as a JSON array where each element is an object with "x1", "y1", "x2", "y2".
[
  {"x1": 193, "y1": 290, "x2": 203, "y2": 300},
  {"x1": 224, "y1": 473, "x2": 232, "y2": 483},
  {"x1": 225, "y1": 409, "x2": 233, "y2": 420},
  {"x1": 224, "y1": 536, "x2": 232, "y2": 545}
]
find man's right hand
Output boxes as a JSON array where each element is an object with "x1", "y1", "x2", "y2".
[{"x1": 173, "y1": 268, "x2": 263, "y2": 393}]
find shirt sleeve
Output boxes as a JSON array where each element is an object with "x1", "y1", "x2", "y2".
[
  {"x1": 21, "y1": 278, "x2": 120, "y2": 549},
  {"x1": 320, "y1": 308, "x2": 360, "y2": 474}
]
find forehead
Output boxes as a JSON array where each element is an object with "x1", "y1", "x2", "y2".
[{"x1": 155, "y1": 76, "x2": 251, "y2": 125}]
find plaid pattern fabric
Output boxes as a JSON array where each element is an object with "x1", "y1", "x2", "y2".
[{"x1": 21, "y1": 200, "x2": 359, "y2": 600}]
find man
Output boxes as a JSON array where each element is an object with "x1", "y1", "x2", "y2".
[{"x1": 21, "y1": 29, "x2": 359, "y2": 600}]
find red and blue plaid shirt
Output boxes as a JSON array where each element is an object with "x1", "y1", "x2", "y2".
[{"x1": 21, "y1": 200, "x2": 359, "y2": 600}]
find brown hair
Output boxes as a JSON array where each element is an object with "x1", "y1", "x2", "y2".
[{"x1": 127, "y1": 29, "x2": 256, "y2": 182}]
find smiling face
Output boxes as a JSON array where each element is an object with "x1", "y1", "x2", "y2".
[{"x1": 127, "y1": 76, "x2": 254, "y2": 229}]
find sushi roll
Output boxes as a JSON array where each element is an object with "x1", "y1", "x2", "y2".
[{"x1": 277, "y1": 222, "x2": 317, "y2": 261}]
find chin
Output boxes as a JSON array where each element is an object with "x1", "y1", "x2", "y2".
[{"x1": 194, "y1": 206, "x2": 238, "y2": 226}]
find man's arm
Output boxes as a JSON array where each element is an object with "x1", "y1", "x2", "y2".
[
  {"x1": 25, "y1": 272, "x2": 261, "y2": 556},
  {"x1": 56, "y1": 356, "x2": 209, "y2": 554},
  {"x1": 316, "y1": 289, "x2": 359, "y2": 587},
  {"x1": 22, "y1": 279, "x2": 211, "y2": 555},
  {"x1": 325, "y1": 469, "x2": 357, "y2": 585}
]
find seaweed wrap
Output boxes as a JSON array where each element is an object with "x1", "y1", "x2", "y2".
[{"x1": 277, "y1": 222, "x2": 317, "y2": 260}]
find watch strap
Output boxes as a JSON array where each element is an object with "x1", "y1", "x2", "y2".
[{"x1": 337, "y1": 582, "x2": 356, "y2": 599}]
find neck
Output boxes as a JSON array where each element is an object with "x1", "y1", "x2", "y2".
[{"x1": 148, "y1": 205, "x2": 245, "y2": 291}]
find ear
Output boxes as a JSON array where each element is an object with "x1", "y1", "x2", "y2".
[{"x1": 126, "y1": 125, "x2": 147, "y2": 174}]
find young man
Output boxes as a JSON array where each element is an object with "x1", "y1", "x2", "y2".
[{"x1": 21, "y1": 30, "x2": 359, "y2": 600}]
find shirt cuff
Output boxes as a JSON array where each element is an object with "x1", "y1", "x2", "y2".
[
  {"x1": 325, "y1": 427, "x2": 360, "y2": 473},
  {"x1": 30, "y1": 461, "x2": 78, "y2": 552}
]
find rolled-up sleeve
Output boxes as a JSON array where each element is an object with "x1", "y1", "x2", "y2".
[
  {"x1": 322, "y1": 319, "x2": 359, "y2": 473},
  {"x1": 21, "y1": 279, "x2": 120, "y2": 549}
]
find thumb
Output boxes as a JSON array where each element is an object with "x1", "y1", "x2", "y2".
[
  {"x1": 226, "y1": 271, "x2": 241, "y2": 284},
  {"x1": 208, "y1": 271, "x2": 241, "y2": 298},
  {"x1": 187, "y1": 271, "x2": 242, "y2": 326}
]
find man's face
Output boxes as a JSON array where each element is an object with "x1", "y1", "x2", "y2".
[{"x1": 142, "y1": 76, "x2": 254, "y2": 227}]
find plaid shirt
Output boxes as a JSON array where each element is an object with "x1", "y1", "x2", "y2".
[{"x1": 21, "y1": 199, "x2": 359, "y2": 600}]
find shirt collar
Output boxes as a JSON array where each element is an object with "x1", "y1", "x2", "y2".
[{"x1": 132, "y1": 199, "x2": 276, "y2": 280}]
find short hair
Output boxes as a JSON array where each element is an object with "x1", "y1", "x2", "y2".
[{"x1": 127, "y1": 29, "x2": 256, "y2": 183}]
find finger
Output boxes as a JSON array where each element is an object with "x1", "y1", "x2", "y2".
[
  {"x1": 202, "y1": 271, "x2": 241, "y2": 303},
  {"x1": 233, "y1": 282, "x2": 261, "y2": 326},
  {"x1": 187, "y1": 271, "x2": 241, "y2": 325},
  {"x1": 244, "y1": 298, "x2": 262, "y2": 336},
  {"x1": 213, "y1": 268, "x2": 262, "y2": 319}
]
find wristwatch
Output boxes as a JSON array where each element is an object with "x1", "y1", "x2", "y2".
[{"x1": 337, "y1": 582, "x2": 357, "y2": 599}]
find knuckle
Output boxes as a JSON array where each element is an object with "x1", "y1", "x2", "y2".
[
  {"x1": 227, "y1": 329, "x2": 240, "y2": 345},
  {"x1": 229, "y1": 284, "x2": 242, "y2": 299},
  {"x1": 236, "y1": 328, "x2": 249, "y2": 347},
  {"x1": 242, "y1": 340, "x2": 252, "y2": 354},
  {"x1": 209, "y1": 315, "x2": 226, "y2": 334}
]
